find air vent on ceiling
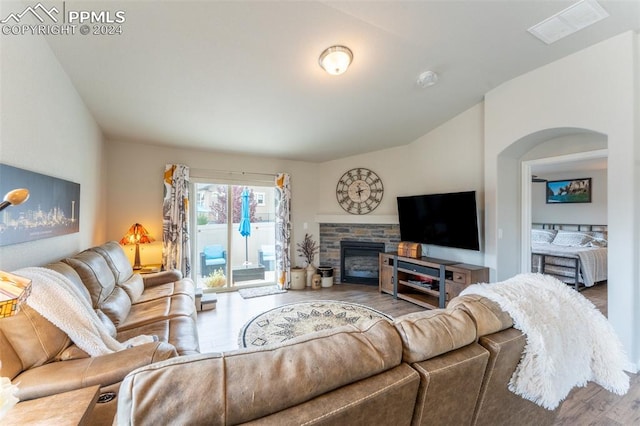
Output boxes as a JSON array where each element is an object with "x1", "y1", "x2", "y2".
[{"x1": 528, "y1": 0, "x2": 609, "y2": 45}]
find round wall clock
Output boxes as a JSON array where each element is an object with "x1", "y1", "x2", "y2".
[{"x1": 336, "y1": 168, "x2": 384, "y2": 215}]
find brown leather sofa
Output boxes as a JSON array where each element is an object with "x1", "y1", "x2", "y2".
[
  {"x1": 116, "y1": 295, "x2": 561, "y2": 426},
  {"x1": 0, "y1": 241, "x2": 199, "y2": 425}
]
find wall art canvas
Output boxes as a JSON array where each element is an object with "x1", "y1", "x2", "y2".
[
  {"x1": 546, "y1": 177, "x2": 591, "y2": 204},
  {"x1": 0, "y1": 164, "x2": 80, "y2": 247}
]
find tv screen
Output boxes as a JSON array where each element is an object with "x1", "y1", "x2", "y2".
[{"x1": 397, "y1": 191, "x2": 480, "y2": 251}]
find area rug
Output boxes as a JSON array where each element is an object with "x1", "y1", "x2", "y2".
[
  {"x1": 239, "y1": 300, "x2": 392, "y2": 347},
  {"x1": 238, "y1": 285, "x2": 287, "y2": 299}
]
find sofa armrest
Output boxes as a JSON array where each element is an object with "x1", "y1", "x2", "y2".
[
  {"x1": 142, "y1": 270, "x2": 183, "y2": 287},
  {"x1": 13, "y1": 342, "x2": 178, "y2": 401}
]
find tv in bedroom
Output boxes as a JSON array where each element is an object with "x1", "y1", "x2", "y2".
[{"x1": 397, "y1": 190, "x2": 480, "y2": 251}]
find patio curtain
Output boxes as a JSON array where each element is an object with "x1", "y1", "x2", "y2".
[
  {"x1": 162, "y1": 164, "x2": 191, "y2": 277},
  {"x1": 274, "y1": 173, "x2": 291, "y2": 289}
]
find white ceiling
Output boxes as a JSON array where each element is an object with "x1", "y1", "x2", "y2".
[{"x1": 39, "y1": 1, "x2": 640, "y2": 162}]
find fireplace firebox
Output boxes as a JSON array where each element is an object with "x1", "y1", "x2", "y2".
[{"x1": 340, "y1": 241, "x2": 386, "y2": 285}]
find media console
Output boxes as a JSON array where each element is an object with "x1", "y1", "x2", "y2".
[{"x1": 379, "y1": 252, "x2": 489, "y2": 309}]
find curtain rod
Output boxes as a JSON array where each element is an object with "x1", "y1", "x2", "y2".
[{"x1": 191, "y1": 168, "x2": 278, "y2": 178}]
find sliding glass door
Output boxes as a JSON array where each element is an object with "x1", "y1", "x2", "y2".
[{"x1": 193, "y1": 181, "x2": 276, "y2": 290}]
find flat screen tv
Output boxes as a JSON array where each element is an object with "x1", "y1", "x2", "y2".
[{"x1": 397, "y1": 191, "x2": 480, "y2": 251}]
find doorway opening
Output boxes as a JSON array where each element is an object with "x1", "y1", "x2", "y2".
[
  {"x1": 520, "y1": 149, "x2": 608, "y2": 275},
  {"x1": 193, "y1": 182, "x2": 276, "y2": 291}
]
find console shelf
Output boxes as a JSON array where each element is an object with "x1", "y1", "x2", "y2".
[{"x1": 379, "y1": 252, "x2": 489, "y2": 309}]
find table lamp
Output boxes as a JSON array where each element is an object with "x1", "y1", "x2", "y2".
[
  {"x1": 0, "y1": 271, "x2": 32, "y2": 318},
  {"x1": 119, "y1": 223, "x2": 155, "y2": 270}
]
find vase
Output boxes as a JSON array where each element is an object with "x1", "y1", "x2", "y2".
[
  {"x1": 311, "y1": 273, "x2": 322, "y2": 290},
  {"x1": 290, "y1": 268, "x2": 306, "y2": 290},
  {"x1": 306, "y1": 264, "x2": 316, "y2": 287}
]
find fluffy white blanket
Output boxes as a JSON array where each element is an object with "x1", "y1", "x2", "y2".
[
  {"x1": 460, "y1": 273, "x2": 629, "y2": 409},
  {"x1": 16, "y1": 267, "x2": 154, "y2": 356}
]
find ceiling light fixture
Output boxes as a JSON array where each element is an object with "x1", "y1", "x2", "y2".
[
  {"x1": 417, "y1": 70, "x2": 439, "y2": 88},
  {"x1": 318, "y1": 45, "x2": 353, "y2": 76}
]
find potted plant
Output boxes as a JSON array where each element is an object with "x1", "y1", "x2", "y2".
[
  {"x1": 297, "y1": 233, "x2": 319, "y2": 287},
  {"x1": 203, "y1": 268, "x2": 226, "y2": 292}
]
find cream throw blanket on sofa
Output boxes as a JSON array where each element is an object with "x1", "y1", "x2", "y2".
[
  {"x1": 17, "y1": 267, "x2": 154, "y2": 356},
  {"x1": 461, "y1": 273, "x2": 629, "y2": 409}
]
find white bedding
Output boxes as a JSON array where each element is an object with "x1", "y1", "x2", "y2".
[{"x1": 531, "y1": 243, "x2": 607, "y2": 287}]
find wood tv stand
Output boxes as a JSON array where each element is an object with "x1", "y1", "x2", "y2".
[{"x1": 379, "y1": 252, "x2": 489, "y2": 309}]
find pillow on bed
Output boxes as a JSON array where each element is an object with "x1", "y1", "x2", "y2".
[
  {"x1": 531, "y1": 229, "x2": 557, "y2": 243},
  {"x1": 551, "y1": 231, "x2": 595, "y2": 247},
  {"x1": 585, "y1": 231, "x2": 608, "y2": 245},
  {"x1": 588, "y1": 237, "x2": 608, "y2": 247}
]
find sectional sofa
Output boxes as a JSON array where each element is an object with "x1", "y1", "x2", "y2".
[
  {"x1": 115, "y1": 294, "x2": 560, "y2": 425},
  {"x1": 2, "y1": 241, "x2": 562, "y2": 425},
  {"x1": 0, "y1": 241, "x2": 199, "y2": 425}
]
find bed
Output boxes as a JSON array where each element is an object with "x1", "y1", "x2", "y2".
[{"x1": 530, "y1": 224, "x2": 608, "y2": 291}]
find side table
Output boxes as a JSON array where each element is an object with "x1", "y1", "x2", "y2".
[{"x1": 3, "y1": 385, "x2": 100, "y2": 425}]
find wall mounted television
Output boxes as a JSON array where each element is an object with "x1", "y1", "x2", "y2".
[{"x1": 396, "y1": 190, "x2": 480, "y2": 251}]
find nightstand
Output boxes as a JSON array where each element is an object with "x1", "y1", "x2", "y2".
[{"x1": 4, "y1": 385, "x2": 100, "y2": 425}]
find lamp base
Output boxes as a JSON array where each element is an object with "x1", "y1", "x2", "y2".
[{"x1": 133, "y1": 244, "x2": 142, "y2": 270}]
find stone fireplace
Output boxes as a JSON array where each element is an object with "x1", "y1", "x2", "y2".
[{"x1": 319, "y1": 223, "x2": 400, "y2": 285}]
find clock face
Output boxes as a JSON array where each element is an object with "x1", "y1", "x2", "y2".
[{"x1": 336, "y1": 168, "x2": 384, "y2": 215}]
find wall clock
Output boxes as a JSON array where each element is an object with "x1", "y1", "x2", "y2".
[{"x1": 336, "y1": 168, "x2": 384, "y2": 215}]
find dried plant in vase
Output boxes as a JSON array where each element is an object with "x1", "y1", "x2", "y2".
[{"x1": 297, "y1": 233, "x2": 319, "y2": 267}]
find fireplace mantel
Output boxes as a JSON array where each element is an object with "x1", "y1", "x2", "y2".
[{"x1": 315, "y1": 215, "x2": 398, "y2": 225}]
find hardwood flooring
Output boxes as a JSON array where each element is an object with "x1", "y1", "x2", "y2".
[{"x1": 196, "y1": 281, "x2": 638, "y2": 425}]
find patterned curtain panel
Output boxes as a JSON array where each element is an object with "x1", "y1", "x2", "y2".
[
  {"x1": 274, "y1": 173, "x2": 291, "y2": 289},
  {"x1": 162, "y1": 164, "x2": 191, "y2": 277}
]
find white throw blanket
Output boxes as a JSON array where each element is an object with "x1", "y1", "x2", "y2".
[
  {"x1": 16, "y1": 267, "x2": 154, "y2": 356},
  {"x1": 460, "y1": 273, "x2": 629, "y2": 409}
]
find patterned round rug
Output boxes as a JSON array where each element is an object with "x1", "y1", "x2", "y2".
[{"x1": 239, "y1": 300, "x2": 393, "y2": 348}]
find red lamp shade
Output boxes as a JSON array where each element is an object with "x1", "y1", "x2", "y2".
[{"x1": 120, "y1": 223, "x2": 154, "y2": 269}]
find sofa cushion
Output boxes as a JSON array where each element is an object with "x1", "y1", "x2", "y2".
[
  {"x1": 44, "y1": 261, "x2": 92, "y2": 304},
  {"x1": 448, "y1": 295, "x2": 513, "y2": 337},
  {"x1": 0, "y1": 305, "x2": 71, "y2": 376},
  {"x1": 116, "y1": 319, "x2": 401, "y2": 425},
  {"x1": 394, "y1": 308, "x2": 477, "y2": 363},
  {"x1": 63, "y1": 250, "x2": 120, "y2": 307},
  {"x1": 99, "y1": 286, "x2": 132, "y2": 327},
  {"x1": 116, "y1": 315, "x2": 200, "y2": 356},
  {"x1": 91, "y1": 241, "x2": 135, "y2": 284},
  {"x1": 247, "y1": 364, "x2": 420, "y2": 425},
  {"x1": 115, "y1": 294, "x2": 195, "y2": 331},
  {"x1": 118, "y1": 274, "x2": 145, "y2": 303},
  {"x1": 92, "y1": 241, "x2": 145, "y2": 302},
  {"x1": 135, "y1": 279, "x2": 195, "y2": 303}
]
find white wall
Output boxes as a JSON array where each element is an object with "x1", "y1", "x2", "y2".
[
  {"x1": 0, "y1": 32, "x2": 106, "y2": 271},
  {"x1": 105, "y1": 140, "x2": 320, "y2": 267},
  {"x1": 532, "y1": 169, "x2": 607, "y2": 225},
  {"x1": 317, "y1": 104, "x2": 485, "y2": 266},
  {"x1": 484, "y1": 31, "x2": 638, "y2": 370}
]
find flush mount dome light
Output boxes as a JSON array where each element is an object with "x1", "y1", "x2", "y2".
[{"x1": 319, "y1": 45, "x2": 353, "y2": 75}]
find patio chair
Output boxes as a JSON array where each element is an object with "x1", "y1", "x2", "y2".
[
  {"x1": 200, "y1": 245, "x2": 226, "y2": 276},
  {"x1": 258, "y1": 245, "x2": 276, "y2": 271}
]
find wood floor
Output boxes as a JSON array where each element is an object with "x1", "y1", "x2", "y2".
[{"x1": 196, "y1": 281, "x2": 638, "y2": 425}]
